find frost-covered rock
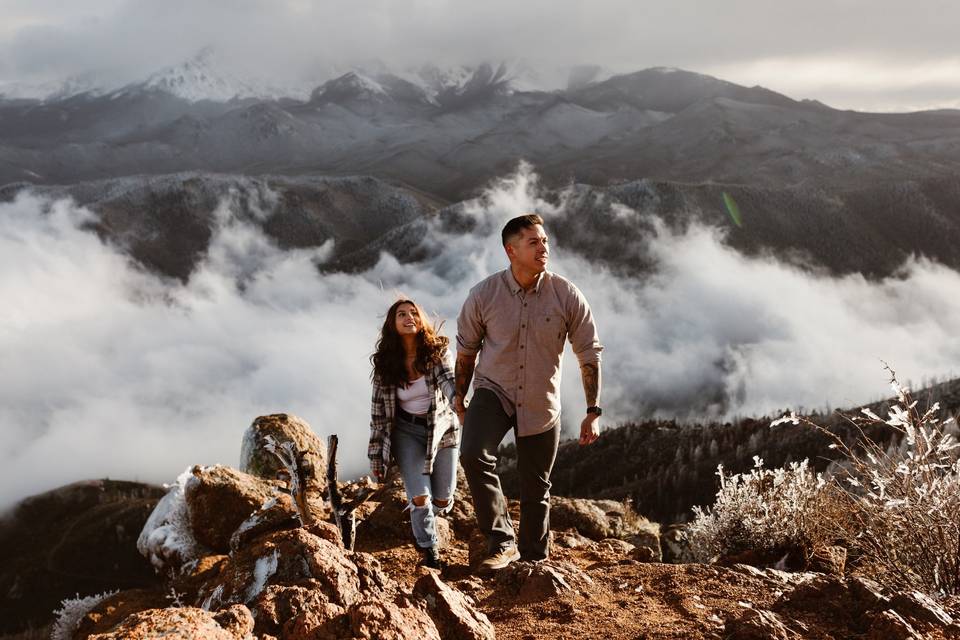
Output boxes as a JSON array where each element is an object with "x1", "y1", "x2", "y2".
[
  {"x1": 240, "y1": 413, "x2": 327, "y2": 494},
  {"x1": 137, "y1": 469, "x2": 210, "y2": 572}
]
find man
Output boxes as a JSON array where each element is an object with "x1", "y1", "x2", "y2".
[{"x1": 455, "y1": 213, "x2": 603, "y2": 572}]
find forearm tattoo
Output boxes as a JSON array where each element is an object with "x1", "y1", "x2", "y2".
[
  {"x1": 580, "y1": 362, "x2": 601, "y2": 407},
  {"x1": 455, "y1": 354, "x2": 476, "y2": 400}
]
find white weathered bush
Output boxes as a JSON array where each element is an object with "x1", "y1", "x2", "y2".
[
  {"x1": 700, "y1": 365, "x2": 960, "y2": 599},
  {"x1": 50, "y1": 590, "x2": 118, "y2": 640},
  {"x1": 687, "y1": 456, "x2": 826, "y2": 562},
  {"x1": 821, "y1": 369, "x2": 960, "y2": 597}
]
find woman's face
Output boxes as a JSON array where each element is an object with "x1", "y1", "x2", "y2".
[{"x1": 394, "y1": 302, "x2": 421, "y2": 337}]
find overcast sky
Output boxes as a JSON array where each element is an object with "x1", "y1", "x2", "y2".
[{"x1": 1, "y1": 0, "x2": 958, "y2": 111}]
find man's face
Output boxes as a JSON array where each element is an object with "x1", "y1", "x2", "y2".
[{"x1": 506, "y1": 224, "x2": 549, "y2": 273}]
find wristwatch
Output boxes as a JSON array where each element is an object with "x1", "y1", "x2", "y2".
[{"x1": 586, "y1": 406, "x2": 602, "y2": 416}]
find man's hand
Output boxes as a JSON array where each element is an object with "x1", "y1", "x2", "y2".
[
  {"x1": 453, "y1": 395, "x2": 467, "y2": 425},
  {"x1": 579, "y1": 413, "x2": 600, "y2": 446}
]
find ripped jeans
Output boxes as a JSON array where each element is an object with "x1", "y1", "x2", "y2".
[{"x1": 392, "y1": 415, "x2": 458, "y2": 548}]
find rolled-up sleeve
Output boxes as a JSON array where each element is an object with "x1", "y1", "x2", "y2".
[
  {"x1": 456, "y1": 289, "x2": 484, "y2": 358},
  {"x1": 565, "y1": 283, "x2": 603, "y2": 366}
]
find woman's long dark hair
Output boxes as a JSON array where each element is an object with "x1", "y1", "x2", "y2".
[{"x1": 371, "y1": 298, "x2": 449, "y2": 387}]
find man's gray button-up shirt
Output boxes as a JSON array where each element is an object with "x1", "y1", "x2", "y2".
[{"x1": 456, "y1": 269, "x2": 603, "y2": 437}]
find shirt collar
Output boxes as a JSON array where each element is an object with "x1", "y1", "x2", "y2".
[{"x1": 502, "y1": 268, "x2": 545, "y2": 296}]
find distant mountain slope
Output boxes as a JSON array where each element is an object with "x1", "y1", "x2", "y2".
[
  {"x1": 0, "y1": 479, "x2": 166, "y2": 634},
  {"x1": 0, "y1": 173, "x2": 443, "y2": 281},
  {"x1": 5, "y1": 66, "x2": 960, "y2": 199},
  {"x1": 6, "y1": 170, "x2": 960, "y2": 282}
]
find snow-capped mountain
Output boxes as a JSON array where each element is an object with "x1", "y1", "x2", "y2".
[
  {"x1": 309, "y1": 71, "x2": 434, "y2": 108},
  {"x1": 0, "y1": 72, "x2": 113, "y2": 102},
  {"x1": 131, "y1": 47, "x2": 302, "y2": 102}
]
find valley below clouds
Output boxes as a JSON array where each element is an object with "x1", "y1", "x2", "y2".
[{"x1": 3, "y1": 165, "x2": 960, "y2": 511}]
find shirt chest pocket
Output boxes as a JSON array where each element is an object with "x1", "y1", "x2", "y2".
[{"x1": 534, "y1": 314, "x2": 566, "y2": 347}]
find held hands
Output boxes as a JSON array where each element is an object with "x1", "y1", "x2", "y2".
[
  {"x1": 579, "y1": 412, "x2": 600, "y2": 446},
  {"x1": 453, "y1": 395, "x2": 467, "y2": 426}
]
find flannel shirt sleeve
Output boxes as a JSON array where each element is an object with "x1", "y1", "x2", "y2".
[
  {"x1": 368, "y1": 375, "x2": 390, "y2": 478},
  {"x1": 436, "y1": 348, "x2": 457, "y2": 405}
]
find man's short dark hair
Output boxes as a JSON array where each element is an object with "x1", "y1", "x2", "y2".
[{"x1": 501, "y1": 214, "x2": 544, "y2": 246}]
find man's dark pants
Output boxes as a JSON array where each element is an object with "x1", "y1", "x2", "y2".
[{"x1": 459, "y1": 388, "x2": 561, "y2": 561}]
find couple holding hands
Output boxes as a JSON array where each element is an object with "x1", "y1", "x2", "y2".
[{"x1": 368, "y1": 214, "x2": 604, "y2": 571}]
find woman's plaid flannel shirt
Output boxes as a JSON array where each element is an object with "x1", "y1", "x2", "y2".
[{"x1": 368, "y1": 350, "x2": 460, "y2": 479}]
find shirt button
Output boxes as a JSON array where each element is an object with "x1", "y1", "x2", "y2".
[
  {"x1": 519, "y1": 385, "x2": 523, "y2": 390},
  {"x1": 520, "y1": 345, "x2": 524, "y2": 349},
  {"x1": 517, "y1": 403, "x2": 522, "y2": 407},
  {"x1": 524, "y1": 303, "x2": 528, "y2": 307},
  {"x1": 521, "y1": 324, "x2": 526, "y2": 328},
  {"x1": 520, "y1": 365, "x2": 524, "y2": 369}
]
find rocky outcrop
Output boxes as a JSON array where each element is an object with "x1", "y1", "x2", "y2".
[
  {"x1": 494, "y1": 560, "x2": 592, "y2": 603},
  {"x1": 112, "y1": 459, "x2": 493, "y2": 640},
  {"x1": 85, "y1": 604, "x2": 254, "y2": 639},
  {"x1": 550, "y1": 496, "x2": 661, "y2": 560},
  {"x1": 414, "y1": 572, "x2": 496, "y2": 640},
  {"x1": 721, "y1": 566, "x2": 960, "y2": 640}
]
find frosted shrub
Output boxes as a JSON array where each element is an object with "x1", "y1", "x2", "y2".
[
  {"x1": 822, "y1": 369, "x2": 960, "y2": 597},
  {"x1": 51, "y1": 590, "x2": 118, "y2": 640},
  {"x1": 687, "y1": 456, "x2": 827, "y2": 562}
]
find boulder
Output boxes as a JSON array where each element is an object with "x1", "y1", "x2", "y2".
[
  {"x1": 347, "y1": 598, "x2": 441, "y2": 640},
  {"x1": 240, "y1": 413, "x2": 327, "y2": 494},
  {"x1": 724, "y1": 608, "x2": 802, "y2": 640},
  {"x1": 550, "y1": 497, "x2": 659, "y2": 545},
  {"x1": 808, "y1": 545, "x2": 847, "y2": 576},
  {"x1": 74, "y1": 589, "x2": 168, "y2": 640},
  {"x1": 661, "y1": 523, "x2": 696, "y2": 563},
  {"x1": 184, "y1": 464, "x2": 279, "y2": 552},
  {"x1": 554, "y1": 528, "x2": 595, "y2": 550},
  {"x1": 864, "y1": 610, "x2": 923, "y2": 640},
  {"x1": 888, "y1": 590, "x2": 955, "y2": 629},
  {"x1": 229, "y1": 494, "x2": 300, "y2": 553},
  {"x1": 494, "y1": 560, "x2": 592, "y2": 603},
  {"x1": 414, "y1": 572, "x2": 496, "y2": 640},
  {"x1": 199, "y1": 528, "x2": 366, "y2": 611},
  {"x1": 85, "y1": 604, "x2": 253, "y2": 640},
  {"x1": 251, "y1": 584, "x2": 347, "y2": 639}
]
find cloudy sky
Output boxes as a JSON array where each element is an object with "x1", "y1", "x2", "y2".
[{"x1": 1, "y1": 0, "x2": 958, "y2": 111}]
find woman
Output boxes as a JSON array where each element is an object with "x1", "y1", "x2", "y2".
[{"x1": 368, "y1": 298, "x2": 460, "y2": 568}]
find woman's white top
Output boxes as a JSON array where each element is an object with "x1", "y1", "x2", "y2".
[{"x1": 397, "y1": 376, "x2": 431, "y2": 415}]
